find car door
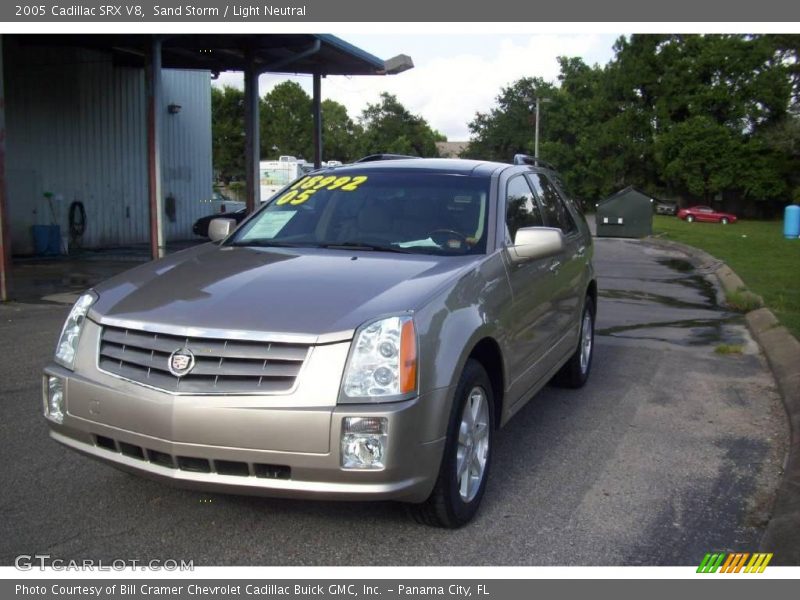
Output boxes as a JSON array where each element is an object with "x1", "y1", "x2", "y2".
[
  {"x1": 500, "y1": 174, "x2": 561, "y2": 396},
  {"x1": 527, "y1": 172, "x2": 585, "y2": 355},
  {"x1": 696, "y1": 206, "x2": 714, "y2": 222}
]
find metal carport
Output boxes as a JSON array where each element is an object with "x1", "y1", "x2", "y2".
[{"x1": 0, "y1": 33, "x2": 413, "y2": 300}]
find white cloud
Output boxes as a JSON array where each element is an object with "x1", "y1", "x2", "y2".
[{"x1": 212, "y1": 34, "x2": 620, "y2": 141}]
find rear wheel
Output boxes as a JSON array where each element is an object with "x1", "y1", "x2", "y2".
[
  {"x1": 411, "y1": 359, "x2": 494, "y2": 528},
  {"x1": 553, "y1": 296, "x2": 595, "y2": 389},
  {"x1": 721, "y1": 217, "x2": 729, "y2": 225},
  {"x1": 686, "y1": 215, "x2": 695, "y2": 223}
]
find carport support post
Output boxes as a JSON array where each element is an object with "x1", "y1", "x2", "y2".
[
  {"x1": 146, "y1": 35, "x2": 165, "y2": 260},
  {"x1": 244, "y1": 55, "x2": 261, "y2": 214},
  {"x1": 0, "y1": 35, "x2": 10, "y2": 301},
  {"x1": 312, "y1": 72, "x2": 322, "y2": 169}
]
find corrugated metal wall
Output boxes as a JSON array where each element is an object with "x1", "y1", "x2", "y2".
[
  {"x1": 161, "y1": 69, "x2": 214, "y2": 241},
  {"x1": 4, "y1": 42, "x2": 212, "y2": 253}
]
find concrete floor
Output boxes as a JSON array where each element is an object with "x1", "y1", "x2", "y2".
[{"x1": 7, "y1": 240, "x2": 204, "y2": 304}]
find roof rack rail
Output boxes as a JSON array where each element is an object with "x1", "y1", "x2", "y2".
[
  {"x1": 513, "y1": 154, "x2": 557, "y2": 171},
  {"x1": 355, "y1": 154, "x2": 420, "y2": 163}
]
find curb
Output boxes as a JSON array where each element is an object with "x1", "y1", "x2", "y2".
[{"x1": 647, "y1": 237, "x2": 800, "y2": 565}]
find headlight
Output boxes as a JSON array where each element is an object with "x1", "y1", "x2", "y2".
[
  {"x1": 54, "y1": 291, "x2": 97, "y2": 370},
  {"x1": 340, "y1": 315, "x2": 417, "y2": 402}
]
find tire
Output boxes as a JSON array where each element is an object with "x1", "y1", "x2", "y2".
[
  {"x1": 553, "y1": 296, "x2": 595, "y2": 389},
  {"x1": 721, "y1": 217, "x2": 729, "y2": 225},
  {"x1": 411, "y1": 359, "x2": 494, "y2": 528},
  {"x1": 686, "y1": 215, "x2": 695, "y2": 223}
]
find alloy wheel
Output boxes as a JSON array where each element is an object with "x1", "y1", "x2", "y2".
[
  {"x1": 579, "y1": 309, "x2": 593, "y2": 374},
  {"x1": 456, "y1": 386, "x2": 490, "y2": 502}
]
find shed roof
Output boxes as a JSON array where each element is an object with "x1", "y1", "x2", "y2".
[
  {"x1": 599, "y1": 185, "x2": 666, "y2": 206},
  {"x1": 12, "y1": 34, "x2": 410, "y2": 76},
  {"x1": 436, "y1": 141, "x2": 469, "y2": 158}
]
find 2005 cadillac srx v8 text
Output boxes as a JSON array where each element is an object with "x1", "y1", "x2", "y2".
[{"x1": 43, "y1": 155, "x2": 596, "y2": 527}]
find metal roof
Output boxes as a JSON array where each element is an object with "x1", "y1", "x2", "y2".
[
  {"x1": 11, "y1": 34, "x2": 411, "y2": 76},
  {"x1": 598, "y1": 185, "x2": 664, "y2": 206}
]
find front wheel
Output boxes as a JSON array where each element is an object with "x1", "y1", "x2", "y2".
[
  {"x1": 721, "y1": 217, "x2": 729, "y2": 225},
  {"x1": 686, "y1": 215, "x2": 695, "y2": 223},
  {"x1": 411, "y1": 360, "x2": 494, "y2": 528},
  {"x1": 553, "y1": 296, "x2": 595, "y2": 388}
]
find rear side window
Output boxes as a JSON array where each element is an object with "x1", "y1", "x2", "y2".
[
  {"x1": 528, "y1": 173, "x2": 577, "y2": 234},
  {"x1": 505, "y1": 176, "x2": 543, "y2": 242}
]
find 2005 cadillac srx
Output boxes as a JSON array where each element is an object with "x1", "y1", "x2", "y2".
[{"x1": 43, "y1": 155, "x2": 596, "y2": 527}]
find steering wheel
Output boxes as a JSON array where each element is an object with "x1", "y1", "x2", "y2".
[{"x1": 427, "y1": 229, "x2": 470, "y2": 250}]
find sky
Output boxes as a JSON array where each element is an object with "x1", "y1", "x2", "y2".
[{"x1": 213, "y1": 33, "x2": 624, "y2": 142}]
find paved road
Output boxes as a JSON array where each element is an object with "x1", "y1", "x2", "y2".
[{"x1": 0, "y1": 238, "x2": 788, "y2": 566}]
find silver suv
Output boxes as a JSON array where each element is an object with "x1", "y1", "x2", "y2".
[{"x1": 43, "y1": 156, "x2": 596, "y2": 527}]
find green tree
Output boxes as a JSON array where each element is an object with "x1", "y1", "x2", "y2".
[
  {"x1": 465, "y1": 34, "x2": 798, "y2": 212},
  {"x1": 615, "y1": 34, "x2": 794, "y2": 203},
  {"x1": 465, "y1": 77, "x2": 557, "y2": 162},
  {"x1": 656, "y1": 116, "x2": 741, "y2": 202},
  {"x1": 260, "y1": 81, "x2": 313, "y2": 160},
  {"x1": 321, "y1": 99, "x2": 362, "y2": 162},
  {"x1": 756, "y1": 113, "x2": 800, "y2": 200},
  {"x1": 213, "y1": 80, "x2": 369, "y2": 170},
  {"x1": 358, "y1": 92, "x2": 443, "y2": 157},
  {"x1": 211, "y1": 85, "x2": 245, "y2": 182}
]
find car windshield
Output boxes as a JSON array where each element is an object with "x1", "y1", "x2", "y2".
[{"x1": 229, "y1": 171, "x2": 491, "y2": 255}]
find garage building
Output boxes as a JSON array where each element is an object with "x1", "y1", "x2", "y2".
[
  {"x1": 0, "y1": 34, "x2": 413, "y2": 300},
  {"x1": 4, "y1": 41, "x2": 212, "y2": 254}
]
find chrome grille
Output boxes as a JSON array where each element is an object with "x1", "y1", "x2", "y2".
[{"x1": 98, "y1": 326, "x2": 309, "y2": 394}]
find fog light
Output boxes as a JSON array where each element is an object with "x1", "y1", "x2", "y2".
[
  {"x1": 45, "y1": 376, "x2": 65, "y2": 424},
  {"x1": 341, "y1": 417, "x2": 387, "y2": 469}
]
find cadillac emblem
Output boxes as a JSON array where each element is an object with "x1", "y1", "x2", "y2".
[{"x1": 168, "y1": 348, "x2": 195, "y2": 377}]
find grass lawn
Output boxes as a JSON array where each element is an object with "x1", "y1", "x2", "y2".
[{"x1": 652, "y1": 215, "x2": 800, "y2": 340}]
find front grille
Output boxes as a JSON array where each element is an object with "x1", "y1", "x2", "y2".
[
  {"x1": 98, "y1": 325, "x2": 309, "y2": 394},
  {"x1": 92, "y1": 434, "x2": 290, "y2": 480}
]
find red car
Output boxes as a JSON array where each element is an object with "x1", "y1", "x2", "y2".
[{"x1": 677, "y1": 205, "x2": 738, "y2": 224}]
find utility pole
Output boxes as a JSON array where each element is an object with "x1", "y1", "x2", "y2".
[
  {"x1": 534, "y1": 99, "x2": 540, "y2": 160},
  {"x1": 534, "y1": 96, "x2": 551, "y2": 164}
]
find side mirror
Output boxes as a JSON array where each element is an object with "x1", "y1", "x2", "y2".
[
  {"x1": 208, "y1": 218, "x2": 237, "y2": 242},
  {"x1": 510, "y1": 227, "x2": 564, "y2": 262}
]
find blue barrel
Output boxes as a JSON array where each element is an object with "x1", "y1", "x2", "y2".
[
  {"x1": 31, "y1": 225, "x2": 62, "y2": 255},
  {"x1": 47, "y1": 225, "x2": 62, "y2": 254},
  {"x1": 785, "y1": 205, "x2": 800, "y2": 239}
]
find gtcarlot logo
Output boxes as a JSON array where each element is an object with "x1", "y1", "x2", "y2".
[{"x1": 14, "y1": 554, "x2": 194, "y2": 572}]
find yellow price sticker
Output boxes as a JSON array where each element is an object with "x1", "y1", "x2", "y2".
[
  {"x1": 342, "y1": 176, "x2": 368, "y2": 191},
  {"x1": 275, "y1": 190, "x2": 298, "y2": 205},
  {"x1": 275, "y1": 175, "x2": 369, "y2": 206},
  {"x1": 289, "y1": 176, "x2": 310, "y2": 190}
]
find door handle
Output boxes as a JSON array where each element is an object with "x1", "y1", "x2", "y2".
[
  {"x1": 576, "y1": 245, "x2": 586, "y2": 257},
  {"x1": 549, "y1": 260, "x2": 561, "y2": 273}
]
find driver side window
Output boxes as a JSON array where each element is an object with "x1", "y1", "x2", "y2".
[{"x1": 505, "y1": 176, "x2": 544, "y2": 243}]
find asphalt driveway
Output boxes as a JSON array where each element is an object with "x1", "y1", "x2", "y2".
[{"x1": 0, "y1": 237, "x2": 788, "y2": 565}]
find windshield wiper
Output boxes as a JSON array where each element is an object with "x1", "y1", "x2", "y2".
[{"x1": 318, "y1": 241, "x2": 412, "y2": 254}]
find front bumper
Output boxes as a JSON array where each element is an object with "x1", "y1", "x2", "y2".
[{"x1": 43, "y1": 364, "x2": 451, "y2": 503}]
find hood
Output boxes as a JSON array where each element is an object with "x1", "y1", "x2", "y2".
[{"x1": 90, "y1": 244, "x2": 482, "y2": 342}]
